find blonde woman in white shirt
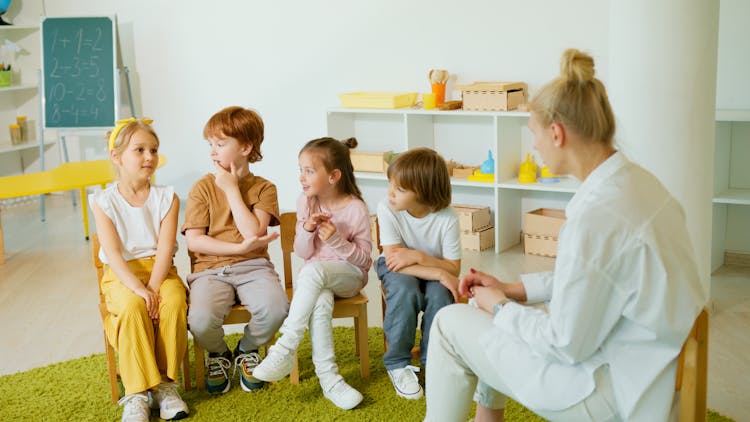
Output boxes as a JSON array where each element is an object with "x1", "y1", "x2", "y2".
[
  {"x1": 424, "y1": 49, "x2": 707, "y2": 422},
  {"x1": 91, "y1": 119, "x2": 188, "y2": 422}
]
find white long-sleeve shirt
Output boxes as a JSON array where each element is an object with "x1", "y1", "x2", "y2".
[{"x1": 480, "y1": 152, "x2": 707, "y2": 420}]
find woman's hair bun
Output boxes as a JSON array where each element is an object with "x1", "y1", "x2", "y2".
[
  {"x1": 342, "y1": 137, "x2": 358, "y2": 149},
  {"x1": 560, "y1": 48, "x2": 595, "y2": 83}
]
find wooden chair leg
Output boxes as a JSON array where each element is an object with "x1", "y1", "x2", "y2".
[
  {"x1": 290, "y1": 351, "x2": 300, "y2": 385},
  {"x1": 356, "y1": 306, "x2": 370, "y2": 379},
  {"x1": 181, "y1": 347, "x2": 191, "y2": 392},
  {"x1": 104, "y1": 334, "x2": 119, "y2": 403},
  {"x1": 194, "y1": 342, "x2": 206, "y2": 390}
]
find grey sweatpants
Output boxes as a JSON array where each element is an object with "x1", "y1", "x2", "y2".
[{"x1": 187, "y1": 258, "x2": 289, "y2": 354}]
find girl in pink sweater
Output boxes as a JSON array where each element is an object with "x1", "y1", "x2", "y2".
[{"x1": 253, "y1": 137, "x2": 371, "y2": 410}]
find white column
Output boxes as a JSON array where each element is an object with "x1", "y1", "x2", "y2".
[{"x1": 608, "y1": 0, "x2": 719, "y2": 291}]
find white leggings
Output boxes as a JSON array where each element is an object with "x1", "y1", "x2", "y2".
[
  {"x1": 277, "y1": 261, "x2": 363, "y2": 388},
  {"x1": 425, "y1": 304, "x2": 620, "y2": 422}
]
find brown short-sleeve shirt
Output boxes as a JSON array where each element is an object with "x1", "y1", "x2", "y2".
[{"x1": 181, "y1": 172, "x2": 279, "y2": 272}]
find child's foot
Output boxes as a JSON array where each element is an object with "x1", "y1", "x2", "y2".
[
  {"x1": 150, "y1": 382, "x2": 189, "y2": 420},
  {"x1": 387, "y1": 365, "x2": 423, "y2": 400},
  {"x1": 233, "y1": 345, "x2": 265, "y2": 392},
  {"x1": 322, "y1": 379, "x2": 363, "y2": 410},
  {"x1": 206, "y1": 350, "x2": 232, "y2": 394},
  {"x1": 252, "y1": 343, "x2": 294, "y2": 382},
  {"x1": 118, "y1": 392, "x2": 150, "y2": 422}
]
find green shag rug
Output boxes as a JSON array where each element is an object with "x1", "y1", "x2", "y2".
[{"x1": 0, "y1": 327, "x2": 735, "y2": 421}]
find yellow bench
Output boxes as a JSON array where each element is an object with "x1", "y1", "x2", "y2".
[{"x1": 0, "y1": 156, "x2": 166, "y2": 264}]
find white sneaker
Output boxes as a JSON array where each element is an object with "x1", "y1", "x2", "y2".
[
  {"x1": 118, "y1": 392, "x2": 150, "y2": 422},
  {"x1": 387, "y1": 365, "x2": 423, "y2": 400},
  {"x1": 252, "y1": 344, "x2": 294, "y2": 382},
  {"x1": 322, "y1": 379, "x2": 363, "y2": 410},
  {"x1": 150, "y1": 382, "x2": 189, "y2": 420}
]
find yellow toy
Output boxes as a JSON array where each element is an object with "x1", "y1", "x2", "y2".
[
  {"x1": 518, "y1": 153, "x2": 538, "y2": 184},
  {"x1": 467, "y1": 150, "x2": 495, "y2": 183}
]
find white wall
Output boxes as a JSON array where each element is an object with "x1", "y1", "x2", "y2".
[
  {"x1": 43, "y1": 0, "x2": 610, "y2": 210},
  {"x1": 717, "y1": 0, "x2": 750, "y2": 111}
]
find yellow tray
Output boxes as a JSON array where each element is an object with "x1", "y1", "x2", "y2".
[{"x1": 339, "y1": 92, "x2": 418, "y2": 109}]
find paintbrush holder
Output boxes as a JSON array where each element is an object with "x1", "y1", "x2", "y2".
[{"x1": 0, "y1": 70, "x2": 10, "y2": 87}]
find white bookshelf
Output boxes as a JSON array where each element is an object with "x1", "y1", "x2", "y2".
[
  {"x1": 711, "y1": 113, "x2": 750, "y2": 270},
  {"x1": 328, "y1": 107, "x2": 574, "y2": 253},
  {"x1": 0, "y1": 3, "x2": 44, "y2": 175}
]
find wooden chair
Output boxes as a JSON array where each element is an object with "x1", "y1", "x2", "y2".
[
  {"x1": 675, "y1": 308, "x2": 709, "y2": 422},
  {"x1": 91, "y1": 234, "x2": 191, "y2": 403}
]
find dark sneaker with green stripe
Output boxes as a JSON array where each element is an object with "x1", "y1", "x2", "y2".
[
  {"x1": 234, "y1": 346, "x2": 265, "y2": 392},
  {"x1": 205, "y1": 351, "x2": 232, "y2": 394}
]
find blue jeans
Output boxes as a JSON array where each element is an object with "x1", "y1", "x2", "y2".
[{"x1": 377, "y1": 256, "x2": 454, "y2": 369}]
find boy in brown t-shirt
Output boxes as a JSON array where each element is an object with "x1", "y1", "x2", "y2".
[{"x1": 182, "y1": 106, "x2": 289, "y2": 394}]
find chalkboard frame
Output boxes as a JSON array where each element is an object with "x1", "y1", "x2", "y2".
[{"x1": 39, "y1": 16, "x2": 119, "y2": 129}]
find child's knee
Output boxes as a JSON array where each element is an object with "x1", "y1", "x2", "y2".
[
  {"x1": 385, "y1": 278, "x2": 421, "y2": 303},
  {"x1": 187, "y1": 305, "x2": 222, "y2": 334},
  {"x1": 119, "y1": 294, "x2": 148, "y2": 317},
  {"x1": 313, "y1": 292, "x2": 334, "y2": 314},
  {"x1": 427, "y1": 287, "x2": 454, "y2": 308},
  {"x1": 160, "y1": 293, "x2": 187, "y2": 314},
  {"x1": 266, "y1": 302, "x2": 289, "y2": 327}
]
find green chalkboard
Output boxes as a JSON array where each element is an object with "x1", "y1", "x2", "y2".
[{"x1": 41, "y1": 17, "x2": 117, "y2": 128}]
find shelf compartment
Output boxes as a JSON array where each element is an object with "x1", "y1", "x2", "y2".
[
  {"x1": 497, "y1": 177, "x2": 579, "y2": 193},
  {"x1": 0, "y1": 139, "x2": 53, "y2": 154},
  {"x1": 716, "y1": 109, "x2": 750, "y2": 122},
  {"x1": 713, "y1": 188, "x2": 750, "y2": 205},
  {"x1": 0, "y1": 84, "x2": 37, "y2": 93}
]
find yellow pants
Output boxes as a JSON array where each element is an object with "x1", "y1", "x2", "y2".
[{"x1": 101, "y1": 258, "x2": 187, "y2": 395}]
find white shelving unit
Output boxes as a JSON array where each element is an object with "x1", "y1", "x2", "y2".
[
  {"x1": 327, "y1": 107, "x2": 575, "y2": 253},
  {"x1": 0, "y1": 4, "x2": 50, "y2": 176},
  {"x1": 712, "y1": 109, "x2": 750, "y2": 270}
]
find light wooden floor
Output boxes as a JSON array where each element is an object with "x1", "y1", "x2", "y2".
[{"x1": 1, "y1": 194, "x2": 748, "y2": 420}]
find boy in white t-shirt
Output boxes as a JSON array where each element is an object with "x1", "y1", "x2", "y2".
[{"x1": 376, "y1": 147, "x2": 462, "y2": 401}]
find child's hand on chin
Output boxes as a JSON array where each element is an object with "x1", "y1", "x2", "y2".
[{"x1": 214, "y1": 162, "x2": 240, "y2": 192}]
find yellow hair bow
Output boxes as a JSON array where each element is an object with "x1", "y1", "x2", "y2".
[{"x1": 108, "y1": 117, "x2": 154, "y2": 151}]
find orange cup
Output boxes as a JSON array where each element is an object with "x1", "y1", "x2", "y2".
[{"x1": 431, "y1": 83, "x2": 446, "y2": 106}]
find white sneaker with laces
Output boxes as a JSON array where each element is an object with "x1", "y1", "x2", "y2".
[
  {"x1": 118, "y1": 392, "x2": 150, "y2": 422},
  {"x1": 387, "y1": 365, "x2": 423, "y2": 400},
  {"x1": 252, "y1": 344, "x2": 294, "y2": 382},
  {"x1": 150, "y1": 382, "x2": 189, "y2": 420},
  {"x1": 322, "y1": 378, "x2": 363, "y2": 410}
]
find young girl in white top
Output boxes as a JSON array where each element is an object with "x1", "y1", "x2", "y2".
[
  {"x1": 91, "y1": 119, "x2": 188, "y2": 422},
  {"x1": 253, "y1": 137, "x2": 372, "y2": 410}
]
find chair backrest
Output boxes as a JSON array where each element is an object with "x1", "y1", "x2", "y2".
[
  {"x1": 675, "y1": 308, "x2": 708, "y2": 422},
  {"x1": 91, "y1": 234, "x2": 105, "y2": 301},
  {"x1": 370, "y1": 215, "x2": 383, "y2": 254}
]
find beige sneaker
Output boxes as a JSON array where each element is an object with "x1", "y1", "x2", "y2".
[
  {"x1": 150, "y1": 382, "x2": 188, "y2": 420},
  {"x1": 118, "y1": 392, "x2": 150, "y2": 422}
]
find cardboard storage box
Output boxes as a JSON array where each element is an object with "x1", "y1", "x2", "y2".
[
  {"x1": 523, "y1": 208, "x2": 566, "y2": 257},
  {"x1": 453, "y1": 204, "x2": 492, "y2": 232},
  {"x1": 351, "y1": 150, "x2": 393, "y2": 173},
  {"x1": 452, "y1": 165, "x2": 479, "y2": 178},
  {"x1": 461, "y1": 226, "x2": 495, "y2": 251},
  {"x1": 456, "y1": 82, "x2": 527, "y2": 111}
]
